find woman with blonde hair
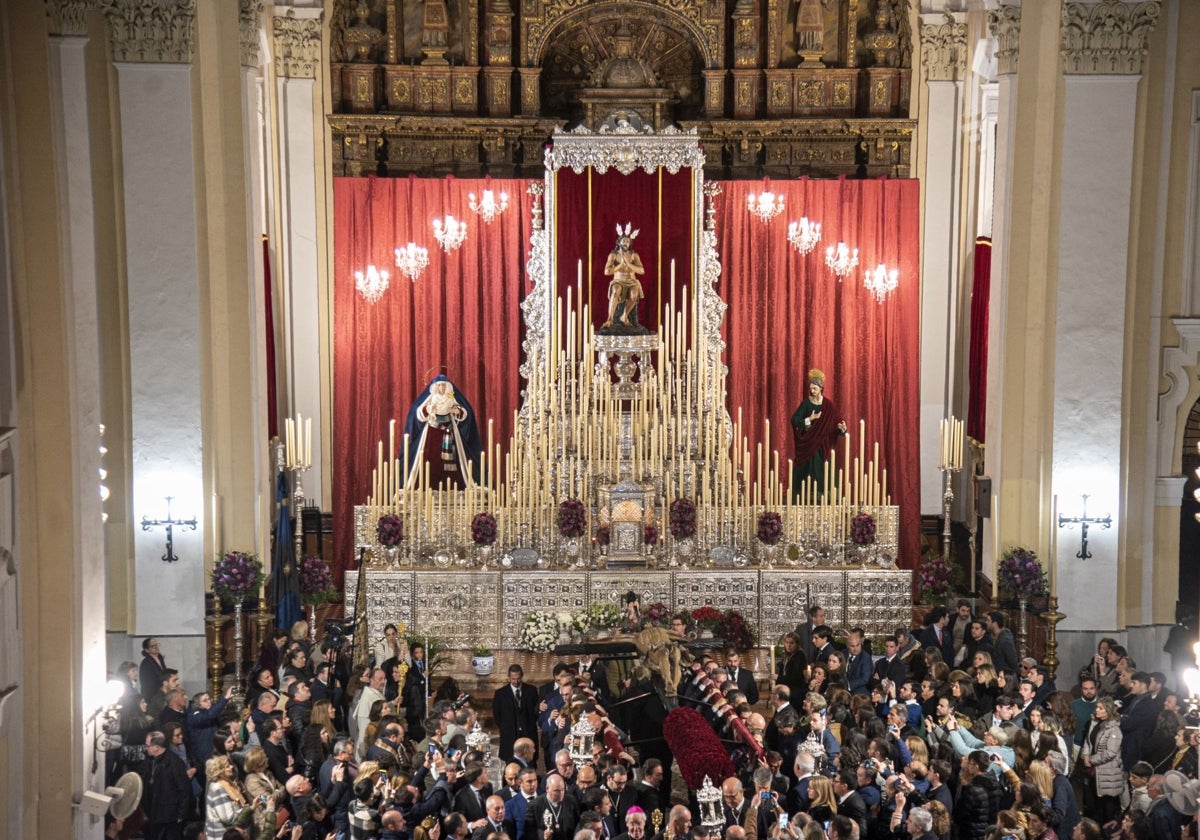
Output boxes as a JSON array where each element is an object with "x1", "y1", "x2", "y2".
[
  {"x1": 1025, "y1": 761, "x2": 1054, "y2": 804},
  {"x1": 807, "y1": 775, "x2": 838, "y2": 822},
  {"x1": 905, "y1": 736, "x2": 929, "y2": 765},
  {"x1": 205, "y1": 754, "x2": 253, "y2": 840},
  {"x1": 243, "y1": 746, "x2": 284, "y2": 802},
  {"x1": 925, "y1": 800, "x2": 951, "y2": 840},
  {"x1": 1081, "y1": 696, "x2": 1124, "y2": 824}
]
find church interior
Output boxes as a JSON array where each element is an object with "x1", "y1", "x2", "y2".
[{"x1": 2, "y1": 0, "x2": 1200, "y2": 835}]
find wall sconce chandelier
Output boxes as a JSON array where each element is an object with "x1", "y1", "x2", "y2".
[
  {"x1": 1056, "y1": 493, "x2": 1111, "y2": 559},
  {"x1": 394, "y1": 243, "x2": 429, "y2": 282},
  {"x1": 746, "y1": 188, "x2": 785, "y2": 223},
  {"x1": 468, "y1": 189, "x2": 508, "y2": 224},
  {"x1": 787, "y1": 217, "x2": 822, "y2": 255},
  {"x1": 863, "y1": 263, "x2": 899, "y2": 303},
  {"x1": 825, "y1": 242, "x2": 859, "y2": 278},
  {"x1": 140, "y1": 495, "x2": 197, "y2": 563},
  {"x1": 354, "y1": 264, "x2": 390, "y2": 303},
  {"x1": 433, "y1": 215, "x2": 467, "y2": 251}
]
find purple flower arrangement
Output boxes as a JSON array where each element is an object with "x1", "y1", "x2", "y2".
[
  {"x1": 851, "y1": 512, "x2": 877, "y2": 545},
  {"x1": 644, "y1": 524, "x2": 659, "y2": 545},
  {"x1": 917, "y1": 555, "x2": 954, "y2": 604},
  {"x1": 999, "y1": 547, "x2": 1047, "y2": 598},
  {"x1": 299, "y1": 555, "x2": 336, "y2": 605},
  {"x1": 595, "y1": 525, "x2": 611, "y2": 546},
  {"x1": 558, "y1": 499, "x2": 586, "y2": 538},
  {"x1": 211, "y1": 551, "x2": 263, "y2": 604},
  {"x1": 669, "y1": 498, "x2": 697, "y2": 539},
  {"x1": 471, "y1": 512, "x2": 497, "y2": 546},
  {"x1": 756, "y1": 512, "x2": 783, "y2": 545},
  {"x1": 376, "y1": 513, "x2": 403, "y2": 547}
]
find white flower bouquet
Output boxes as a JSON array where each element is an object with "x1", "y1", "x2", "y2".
[{"x1": 519, "y1": 611, "x2": 561, "y2": 652}]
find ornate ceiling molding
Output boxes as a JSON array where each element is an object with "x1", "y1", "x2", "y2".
[
  {"x1": 545, "y1": 123, "x2": 706, "y2": 175},
  {"x1": 100, "y1": 0, "x2": 196, "y2": 63},
  {"x1": 239, "y1": 0, "x2": 265, "y2": 67},
  {"x1": 1061, "y1": 0, "x2": 1161, "y2": 76},
  {"x1": 46, "y1": 0, "x2": 94, "y2": 37},
  {"x1": 986, "y1": 3, "x2": 1021, "y2": 77},
  {"x1": 919, "y1": 11, "x2": 967, "y2": 83},
  {"x1": 272, "y1": 7, "x2": 322, "y2": 79}
]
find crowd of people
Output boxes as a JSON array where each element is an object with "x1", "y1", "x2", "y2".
[{"x1": 107, "y1": 603, "x2": 1200, "y2": 840}]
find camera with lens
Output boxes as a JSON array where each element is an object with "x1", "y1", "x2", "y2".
[{"x1": 450, "y1": 693, "x2": 473, "y2": 711}]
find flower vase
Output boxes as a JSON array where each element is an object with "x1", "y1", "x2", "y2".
[
  {"x1": 385, "y1": 544, "x2": 401, "y2": 568},
  {"x1": 856, "y1": 543, "x2": 872, "y2": 570},
  {"x1": 563, "y1": 536, "x2": 581, "y2": 567},
  {"x1": 476, "y1": 543, "x2": 494, "y2": 568},
  {"x1": 761, "y1": 542, "x2": 780, "y2": 567},
  {"x1": 1018, "y1": 599, "x2": 1029, "y2": 658},
  {"x1": 558, "y1": 628, "x2": 572, "y2": 647},
  {"x1": 308, "y1": 603, "x2": 318, "y2": 642},
  {"x1": 675, "y1": 537, "x2": 694, "y2": 569},
  {"x1": 471, "y1": 653, "x2": 495, "y2": 677}
]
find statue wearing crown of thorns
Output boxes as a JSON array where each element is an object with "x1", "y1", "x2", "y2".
[{"x1": 600, "y1": 223, "x2": 649, "y2": 336}]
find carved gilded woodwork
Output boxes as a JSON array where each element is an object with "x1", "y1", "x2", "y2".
[{"x1": 327, "y1": 0, "x2": 915, "y2": 178}]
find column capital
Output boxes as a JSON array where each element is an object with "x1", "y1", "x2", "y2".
[
  {"x1": 1061, "y1": 1, "x2": 1161, "y2": 76},
  {"x1": 100, "y1": 0, "x2": 196, "y2": 63},
  {"x1": 46, "y1": 0, "x2": 95, "y2": 37},
  {"x1": 271, "y1": 7, "x2": 323, "y2": 79},
  {"x1": 987, "y1": 3, "x2": 1021, "y2": 77},
  {"x1": 919, "y1": 11, "x2": 967, "y2": 83},
  {"x1": 239, "y1": 0, "x2": 266, "y2": 67}
]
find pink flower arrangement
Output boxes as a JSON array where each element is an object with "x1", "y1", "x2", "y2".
[
  {"x1": 756, "y1": 512, "x2": 783, "y2": 545},
  {"x1": 669, "y1": 498, "x2": 697, "y2": 539},
  {"x1": 558, "y1": 499, "x2": 586, "y2": 538},
  {"x1": 211, "y1": 551, "x2": 262, "y2": 604},
  {"x1": 376, "y1": 513, "x2": 403, "y2": 547},
  {"x1": 851, "y1": 512, "x2": 877, "y2": 545},
  {"x1": 471, "y1": 512, "x2": 497, "y2": 546},
  {"x1": 644, "y1": 601, "x2": 671, "y2": 627},
  {"x1": 595, "y1": 525, "x2": 610, "y2": 546},
  {"x1": 644, "y1": 524, "x2": 659, "y2": 545},
  {"x1": 917, "y1": 555, "x2": 954, "y2": 604}
]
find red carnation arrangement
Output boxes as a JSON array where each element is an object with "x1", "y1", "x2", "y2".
[
  {"x1": 756, "y1": 512, "x2": 783, "y2": 545},
  {"x1": 663, "y1": 707, "x2": 734, "y2": 789},
  {"x1": 558, "y1": 499, "x2": 586, "y2": 538},
  {"x1": 669, "y1": 498, "x2": 697, "y2": 539},
  {"x1": 471, "y1": 512, "x2": 497, "y2": 546},
  {"x1": 595, "y1": 525, "x2": 610, "y2": 546},
  {"x1": 691, "y1": 605, "x2": 723, "y2": 630},
  {"x1": 644, "y1": 524, "x2": 659, "y2": 545}
]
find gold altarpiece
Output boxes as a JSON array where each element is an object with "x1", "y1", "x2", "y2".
[{"x1": 327, "y1": 0, "x2": 914, "y2": 180}]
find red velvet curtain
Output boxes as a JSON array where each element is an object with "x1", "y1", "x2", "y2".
[
  {"x1": 715, "y1": 178, "x2": 922, "y2": 568},
  {"x1": 332, "y1": 176, "x2": 533, "y2": 576},
  {"x1": 554, "y1": 168, "x2": 695, "y2": 333},
  {"x1": 968, "y1": 237, "x2": 992, "y2": 443},
  {"x1": 333, "y1": 175, "x2": 922, "y2": 572}
]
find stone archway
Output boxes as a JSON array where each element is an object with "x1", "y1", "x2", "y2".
[
  {"x1": 536, "y1": 7, "x2": 706, "y2": 123},
  {"x1": 1179, "y1": 394, "x2": 1200, "y2": 610}
]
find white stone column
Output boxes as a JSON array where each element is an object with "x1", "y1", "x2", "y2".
[
  {"x1": 103, "y1": 0, "x2": 207, "y2": 649},
  {"x1": 1052, "y1": 0, "x2": 1160, "y2": 631},
  {"x1": 918, "y1": 11, "x2": 968, "y2": 514},
  {"x1": 46, "y1": 1, "x2": 110, "y2": 822},
  {"x1": 271, "y1": 6, "x2": 326, "y2": 508},
  {"x1": 982, "y1": 2, "x2": 1020, "y2": 583}
]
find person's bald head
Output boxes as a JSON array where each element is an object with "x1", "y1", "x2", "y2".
[
  {"x1": 668, "y1": 806, "x2": 692, "y2": 833},
  {"x1": 720, "y1": 777, "x2": 744, "y2": 808},
  {"x1": 725, "y1": 828, "x2": 747, "y2": 840},
  {"x1": 486, "y1": 795, "x2": 506, "y2": 822},
  {"x1": 382, "y1": 810, "x2": 406, "y2": 831},
  {"x1": 545, "y1": 774, "x2": 567, "y2": 802}
]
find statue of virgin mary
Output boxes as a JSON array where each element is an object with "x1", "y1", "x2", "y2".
[{"x1": 402, "y1": 374, "x2": 483, "y2": 489}]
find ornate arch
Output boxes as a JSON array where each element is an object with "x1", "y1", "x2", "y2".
[{"x1": 524, "y1": 0, "x2": 722, "y2": 72}]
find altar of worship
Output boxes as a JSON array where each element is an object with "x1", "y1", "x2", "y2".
[{"x1": 2, "y1": 0, "x2": 1198, "y2": 836}]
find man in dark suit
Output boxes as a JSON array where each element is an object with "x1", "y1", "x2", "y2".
[
  {"x1": 794, "y1": 604, "x2": 826, "y2": 662},
  {"x1": 472, "y1": 795, "x2": 510, "y2": 840},
  {"x1": 634, "y1": 759, "x2": 663, "y2": 817},
  {"x1": 573, "y1": 653, "x2": 612, "y2": 706},
  {"x1": 917, "y1": 606, "x2": 955, "y2": 664},
  {"x1": 724, "y1": 649, "x2": 760, "y2": 706},
  {"x1": 604, "y1": 764, "x2": 638, "y2": 832},
  {"x1": 505, "y1": 768, "x2": 540, "y2": 840},
  {"x1": 832, "y1": 769, "x2": 868, "y2": 835},
  {"x1": 494, "y1": 664, "x2": 541, "y2": 763},
  {"x1": 811, "y1": 626, "x2": 839, "y2": 665},
  {"x1": 1120, "y1": 672, "x2": 1159, "y2": 771},
  {"x1": 845, "y1": 629, "x2": 873, "y2": 695},
  {"x1": 139, "y1": 730, "x2": 192, "y2": 840},
  {"x1": 525, "y1": 774, "x2": 580, "y2": 840},
  {"x1": 583, "y1": 787, "x2": 618, "y2": 840},
  {"x1": 720, "y1": 777, "x2": 751, "y2": 831},
  {"x1": 454, "y1": 762, "x2": 494, "y2": 822},
  {"x1": 870, "y1": 636, "x2": 907, "y2": 689}
]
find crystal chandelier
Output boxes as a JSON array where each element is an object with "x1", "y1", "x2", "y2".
[
  {"x1": 468, "y1": 189, "x2": 508, "y2": 224},
  {"x1": 433, "y1": 215, "x2": 467, "y2": 251},
  {"x1": 825, "y1": 241, "x2": 859, "y2": 278},
  {"x1": 863, "y1": 263, "x2": 899, "y2": 303},
  {"x1": 787, "y1": 217, "x2": 822, "y2": 255},
  {"x1": 394, "y1": 243, "x2": 429, "y2": 281},
  {"x1": 354, "y1": 264, "x2": 390, "y2": 303},
  {"x1": 746, "y1": 189, "x2": 785, "y2": 223}
]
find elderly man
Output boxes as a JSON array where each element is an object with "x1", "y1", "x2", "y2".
[
  {"x1": 286, "y1": 773, "x2": 315, "y2": 817},
  {"x1": 352, "y1": 667, "x2": 386, "y2": 745},
  {"x1": 1045, "y1": 750, "x2": 1080, "y2": 840},
  {"x1": 904, "y1": 807, "x2": 937, "y2": 840},
  {"x1": 139, "y1": 730, "x2": 192, "y2": 840},
  {"x1": 525, "y1": 773, "x2": 580, "y2": 840},
  {"x1": 719, "y1": 777, "x2": 748, "y2": 831},
  {"x1": 652, "y1": 806, "x2": 690, "y2": 840},
  {"x1": 612, "y1": 807, "x2": 647, "y2": 840},
  {"x1": 471, "y1": 795, "x2": 509, "y2": 840}
]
